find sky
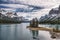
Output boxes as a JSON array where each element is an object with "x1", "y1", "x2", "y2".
[{"x1": 0, "y1": 0, "x2": 60, "y2": 20}]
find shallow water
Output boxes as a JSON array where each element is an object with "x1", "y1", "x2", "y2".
[{"x1": 0, "y1": 23, "x2": 60, "y2": 40}]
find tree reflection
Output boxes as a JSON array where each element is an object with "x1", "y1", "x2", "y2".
[
  {"x1": 50, "y1": 24, "x2": 60, "y2": 39},
  {"x1": 31, "y1": 30, "x2": 38, "y2": 39}
]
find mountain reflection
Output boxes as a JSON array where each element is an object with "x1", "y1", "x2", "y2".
[
  {"x1": 0, "y1": 24, "x2": 22, "y2": 40},
  {"x1": 0, "y1": 23, "x2": 60, "y2": 40}
]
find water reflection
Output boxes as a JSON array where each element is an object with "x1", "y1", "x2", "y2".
[
  {"x1": 0, "y1": 23, "x2": 60, "y2": 40},
  {"x1": 30, "y1": 24, "x2": 60, "y2": 40},
  {"x1": 0, "y1": 25, "x2": 1, "y2": 40},
  {"x1": 55, "y1": 24, "x2": 59, "y2": 30},
  {"x1": 30, "y1": 30, "x2": 39, "y2": 40},
  {"x1": 0, "y1": 24, "x2": 23, "y2": 40}
]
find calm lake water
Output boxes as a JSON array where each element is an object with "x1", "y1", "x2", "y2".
[{"x1": 0, "y1": 23, "x2": 60, "y2": 40}]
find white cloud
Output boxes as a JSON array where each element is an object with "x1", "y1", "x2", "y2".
[{"x1": 1, "y1": 0, "x2": 60, "y2": 20}]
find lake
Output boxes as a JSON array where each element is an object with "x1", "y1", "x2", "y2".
[{"x1": 0, "y1": 23, "x2": 60, "y2": 40}]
